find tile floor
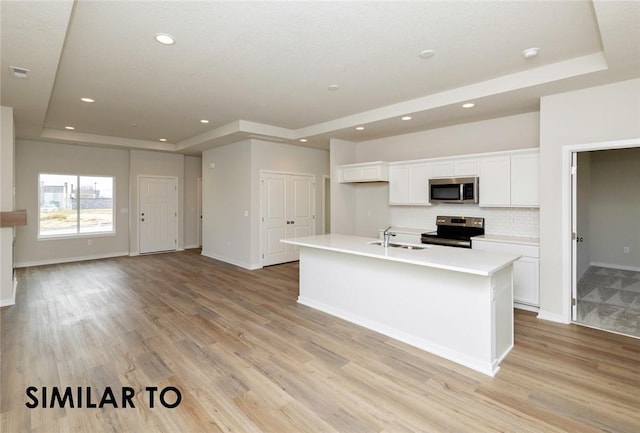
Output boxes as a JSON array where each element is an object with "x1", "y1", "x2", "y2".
[{"x1": 577, "y1": 266, "x2": 640, "y2": 338}]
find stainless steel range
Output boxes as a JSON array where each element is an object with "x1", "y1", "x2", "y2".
[{"x1": 421, "y1": 216, "x2": 485, "y2": 248}]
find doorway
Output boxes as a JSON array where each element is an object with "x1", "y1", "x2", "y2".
[
  {"x1": 570, "y1": 143, "x2": 640, "y2": 337},
  {"x1": 261, "y1": 172, "x2": 315, "y2": 266},
  {"x1": 139, "y1": 176, "x2": 178, "y2": 254}
]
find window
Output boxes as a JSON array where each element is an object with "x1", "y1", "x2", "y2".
[{"x1": 39, "y1": 174, "x2": 115, "y2": 238}]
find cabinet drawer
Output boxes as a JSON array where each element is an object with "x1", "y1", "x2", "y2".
[{"x1": 472, "y1": 239, "x2": 539, "y2": 258}]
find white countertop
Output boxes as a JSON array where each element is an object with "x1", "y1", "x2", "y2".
[
  {"x1": 377, "y1": 226, "x2": 435, "y2": 235},
  {"x1": 283, "y1": 234, "x2": 519, "y2": 276},
  {"x1": 473, "y1": 234, "x2": 540, "y2": 246}
]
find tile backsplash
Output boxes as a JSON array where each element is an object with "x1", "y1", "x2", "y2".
[{"x1": 390, "y1": 204, "x2": 539, "y2": 238}]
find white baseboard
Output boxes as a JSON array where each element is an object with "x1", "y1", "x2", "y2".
[
  {"x1": 514, "y1": 302, "x2": 539, "y2": 313},
  {"x1": 0, "y1": 277, "x2": 17, "y2": 307},
  {"x1": 183, "y1": 244, "x2": 201, "y2": 250},
  {"x1": 15, "y1": 251, "x2": 129, "y2": 268},
  {"x1": 201, "y1": 250, "x2": 260, "y2": 270},
  {"x1": 590, "y1": 262, "x2": 640, "y2": 273},
  {"x1": 537, "y1": 310, "x2": 570, "y2": 324}
]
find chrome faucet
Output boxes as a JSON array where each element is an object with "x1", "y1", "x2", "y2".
[{"x1": 383, "y1": 226, "x2": 396, "y2": 248}]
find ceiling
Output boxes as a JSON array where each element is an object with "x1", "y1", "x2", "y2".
[{"x1": 1, "y1": 1, "x2": 639, "y2": 154}]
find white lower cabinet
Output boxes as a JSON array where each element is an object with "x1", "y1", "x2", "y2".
[
  {"x1": 512, "y1": 257, "x2": 540, "y2": 307},
  {"x1": 472, "y1": 237, "x2": 540, "y2": 309}
]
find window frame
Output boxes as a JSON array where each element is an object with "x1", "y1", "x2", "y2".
[{"x1": 37, "y1": 172, "x2": 116, "y2": 240}]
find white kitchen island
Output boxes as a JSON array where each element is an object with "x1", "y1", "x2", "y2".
[{"x1": 282, "y1": 234, "x2": 520, "y2": 376}]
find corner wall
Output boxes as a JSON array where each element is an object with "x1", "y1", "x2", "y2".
[
  {"x1": 539, "y1": 78, "x2": 640, "y2": 322},
  {"x1": 201, "y1": 141, "x2": 252, "y2": 268},
  {"x1": 202, "y1": 139, "x2": 329, "y2": 270},
  {"x1": 0, "y1": 107, "x2": 15, "y2": 306}
]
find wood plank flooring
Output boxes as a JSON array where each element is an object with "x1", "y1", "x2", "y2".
[{"x1": 2, "y1": 250, "x2": 639, "y2": 432}]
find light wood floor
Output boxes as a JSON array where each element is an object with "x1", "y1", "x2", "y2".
[{"x1": 2, "y1": 250, "x2": 639, "y2": 433}]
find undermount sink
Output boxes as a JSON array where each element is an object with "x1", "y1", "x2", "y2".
[{"x1": 369, "y1": 241, "x2": 426, "y2": 250}]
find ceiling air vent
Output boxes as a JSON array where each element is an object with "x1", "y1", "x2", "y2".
[{"x1": 9, "y1": 66, "x2": 30, "y2": 78}]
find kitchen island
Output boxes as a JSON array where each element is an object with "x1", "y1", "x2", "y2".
[{"x1": 282, "y1": 234, "x2": 520, "y2": 376}]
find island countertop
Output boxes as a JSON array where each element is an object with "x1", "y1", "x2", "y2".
[{"x1": 283, "y1": 234, "x2": 519, "y2": 276}]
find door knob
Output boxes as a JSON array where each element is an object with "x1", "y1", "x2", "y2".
[
  {"x1": 141, "y1": 218, "x2": 145, "y2": 222},
  {"x1": 291, "y1": 221, "x2": 295, "y2": 224}
]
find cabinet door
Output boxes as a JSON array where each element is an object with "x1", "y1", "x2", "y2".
[
  {"x1": 454, "y1": 159, "x2": 478, "y2": 176},
  {"x1": 479, "y1": 157, "x2": 510, "y2": 207},
  {"x1": 513, "y1": 257, "x2": 540, "y2": 306},
  {"x1": 389, "y1": 166, "x2": 409, "y2": 204},
  {"x1": 511, "y1": 153, "x2": 539, "y2": 207},
  {"x1": 429, "y1": 161, "x2": 454, "y2": 178},
  {"x1": 408, "y1": 164, "x2": 429, "y2": 204}
]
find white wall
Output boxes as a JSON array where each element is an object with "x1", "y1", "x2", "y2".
[
  {"x1": 201, "y1": 141, "x2": 252, "y2": 268},
  {"x1": 183, "y1": 155, "x2": 202, "y2": 249},
  {"x1": 329, "y1": 138, "x2": 357, "y2": 235},
  {"x1": 202, "y1": 139, "x2": 329, "y2": 270},
  {"x1": 14, "y1": 140, "x2": 130, "y2": 266},
  {"x1": 0, "y1": 106, "x2": 16, "y2": 306},
  {"x1": 539, "y1": 78, "x2": 640, "y2": 322},
  {"x1": 129, "y1": 150, "x2": 185, "y2": 255},
  {"x1": 588, "y1": 148, "x2": 640, "y2": 270},
  {"x1": 354, "y1": 112, "x2": 539, "y2": 162}
]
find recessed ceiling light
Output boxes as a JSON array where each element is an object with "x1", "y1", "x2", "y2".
[
  {"x1": 200, "y1": 119, "x2": 210, "y2": 124},
  {"x1": 522, "y1": 47, "x2": 540, "y2": 59},
  {"x1": 130, "y1": 123, "x2": 137, "y2": 127},
  {"x1": 299, "y1": 138, "x2": 308, "y2": 143},
  {"x1": 328, "y1": 84, "x2": 339, "y2": 91},
  {"x1": 462, "y1": 103, "x2": 475, "y2": 108},
  {"x1": 401, "y1": 116, "x2": 412, "y2": 121},
  {"x1": 154, "y1": 33, "x2": 176, "y2": 45},
  {"x1": 80, "y1": 97, "x2": 95, "y2": 103},
  {"x1": 159, "y1": 138, "x2": 167, "y2": 142},
  {"x1": 419, "y1": 49, "x2": 435, "y2": 59},
  {"x1": 64, "y1": 126, "x2": 75, "y2": 130},
  {"x1": 355, "y1": 126, "x2": 365, "y2": 131}
]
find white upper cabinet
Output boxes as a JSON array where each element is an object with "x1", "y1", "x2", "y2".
[
  {"x1": 511, "y1": 153, "x2": 539, "y2": 207},
  {"x1": 428, "y1": 159, "x2": 477, "y2": 179},
  {"x1": 479, "y1": 156, "x2": 511, "y2": 207},
  {"x1": 338, "y1": 161, "x2": 389, "y2": 183},
  {"x1": 428, "y1": 161, "x2": 454, "y2": 178},
  {"x1": 389, "y1": 163, "x2": 429, "y2": 205},
  {"x1": 453, "y1": 159, "x2": 478, "y2": 176},
  {"x1": 479, "y1": 151, "x2": 539, "y2": 208}
]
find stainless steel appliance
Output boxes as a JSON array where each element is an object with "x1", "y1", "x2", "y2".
[
  {"x1": 429, "y1": 176, "x2": 479, "y2": 204},
  {"x1": 421, "y1": 216, "x2": 484, "y2": 248}
]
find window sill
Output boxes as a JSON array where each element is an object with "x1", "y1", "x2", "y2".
[{"x1": 37, "y1": 231, "x2": 116, "y2": 241}]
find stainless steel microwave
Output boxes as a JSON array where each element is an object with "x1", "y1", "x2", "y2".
[{"x1": 429, "y1": 176, "x2": 479, "y2": 204}]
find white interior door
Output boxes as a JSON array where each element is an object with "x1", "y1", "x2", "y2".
[
  {"x1": 139, "y1": 176, "x2": 178, "y2": 254},
  {"x1": 262, "y1": 175, "x2": 288, "y2": 265},
  {"x1": 571, "y1": 152, "x2": 578, "y2": 320},
  {"x1": 261, "y1": 173, "x2": 314, "y2": 266}
]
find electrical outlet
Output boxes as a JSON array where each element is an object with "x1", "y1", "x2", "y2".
[{"x1": 623, "y1": 247, "x2": 630, "y2": 254}]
